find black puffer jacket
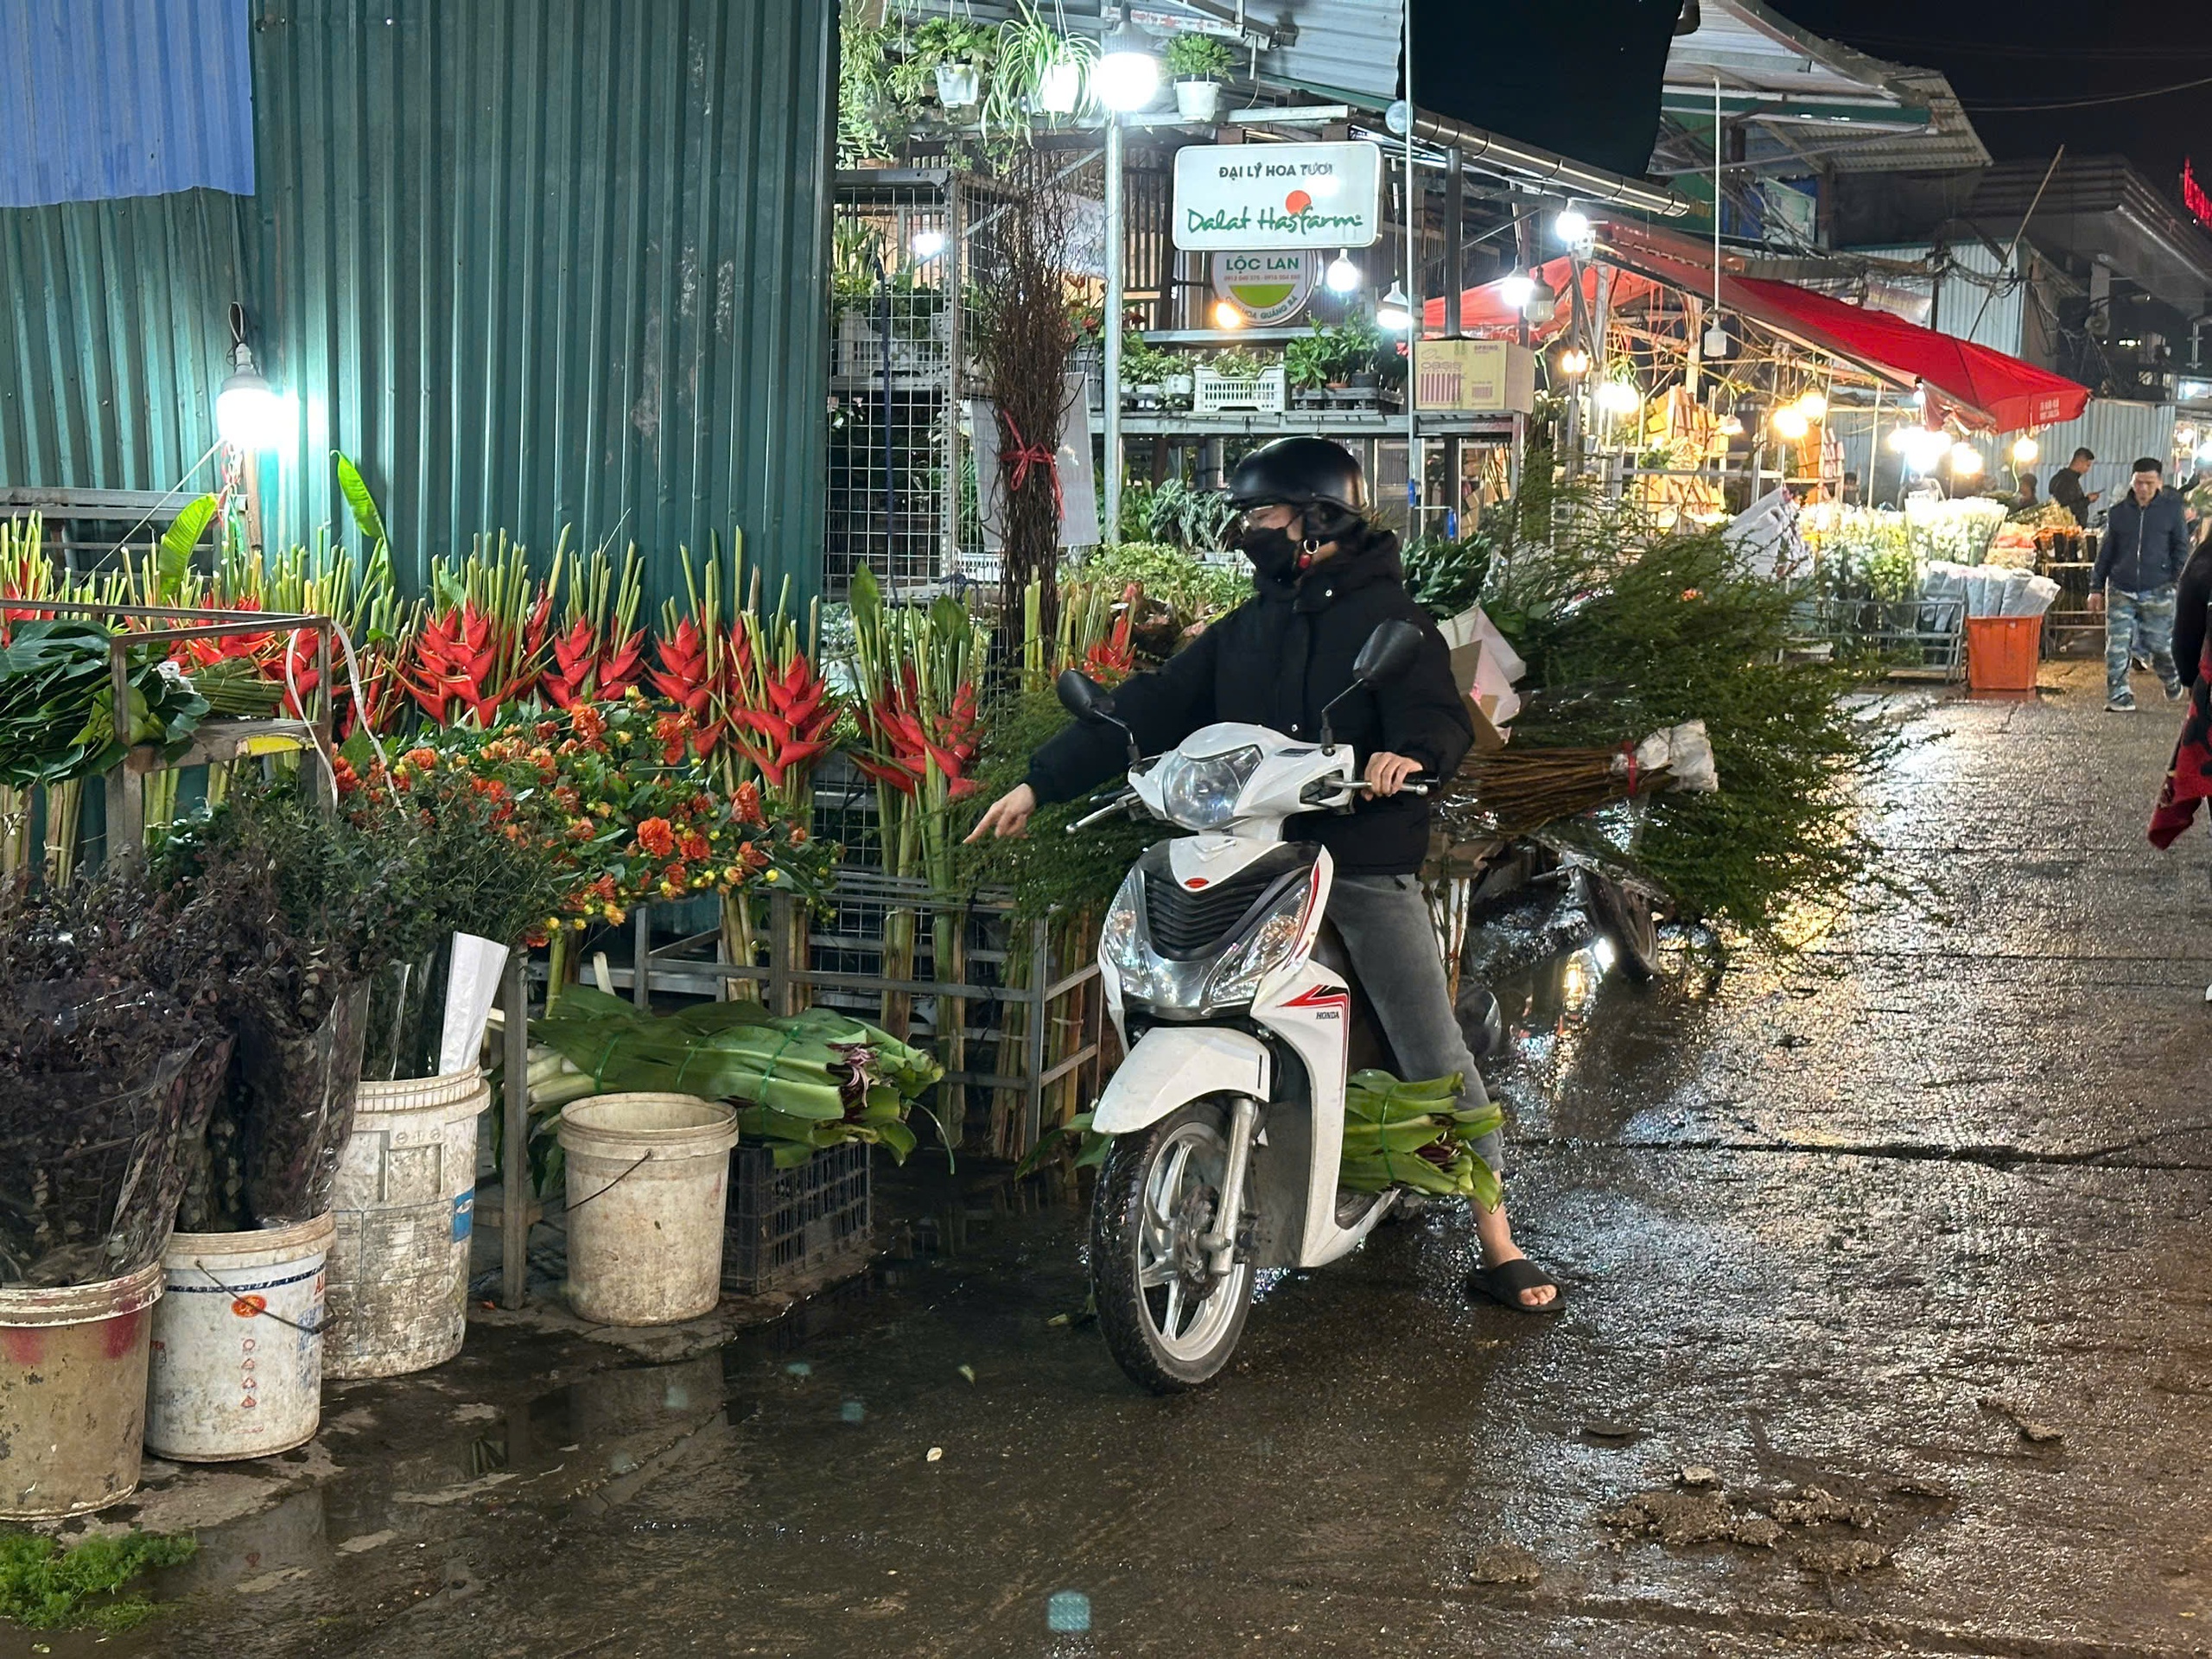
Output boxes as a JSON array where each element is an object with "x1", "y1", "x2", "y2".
[{"x1": 1027, "y1": 528, "x2": 1472, "y2": 875}]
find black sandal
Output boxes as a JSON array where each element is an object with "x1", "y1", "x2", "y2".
[{"x1": 1465, "y1": 1256, "x2": 1565, "y2": 1315}]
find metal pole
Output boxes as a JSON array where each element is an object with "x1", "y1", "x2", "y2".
[
  {"x1": 1103, "y1": 111, "x2": 1126, "y2": 547},
  {"x1": 1402, "y1": 2, "x2": 1419, "y2": 537},
  {"x1": 499, "y1": 953, "x2": 531, "y2": 1309},
  {"x1": 1443, "y1": 147, "x2": 1464, "y2": 340}
]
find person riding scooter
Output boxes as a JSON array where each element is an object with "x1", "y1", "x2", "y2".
[{"x1": 965, "y1": 436, "x2": 1561, "y2": 1313}]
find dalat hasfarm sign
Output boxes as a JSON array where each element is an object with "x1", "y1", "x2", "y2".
[{"x1": 1172, "y1": 142, "x2": 1382, "y2": 251}]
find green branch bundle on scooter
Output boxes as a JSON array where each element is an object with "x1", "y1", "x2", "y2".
[
  {"x1": 1337, "y1": 1071, "x2": 1502, "y2": 1210},
  {"x1": 522, "y1": 987, "x2": 944, "y2": 1179}
]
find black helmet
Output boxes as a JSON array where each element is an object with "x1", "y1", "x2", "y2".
[{"x1": 1224, "y1": 436, "x2": 1369, "y2": 516}]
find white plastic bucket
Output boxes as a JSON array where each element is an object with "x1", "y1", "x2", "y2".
[
  {"x1": 558, "y1": 1094, "x2": 741, "y2": 1326},
  {"x1": 324, "y1": 1069, "x2": 488, "y2": 1379},
  {"x1": 0, "y1": 1261, "x2": 165, "y2": 1518},
  {"x1": 146, "y1": 1212, "x2": 334, "y2": 1461}
]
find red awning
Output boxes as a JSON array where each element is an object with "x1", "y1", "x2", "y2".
[
  {"x1": 1421, "y1": 256, "x2": 1659, "y2": 340},
  {"x1": 1592, "y1": 221, "x2": 2090, "y2": 434}
]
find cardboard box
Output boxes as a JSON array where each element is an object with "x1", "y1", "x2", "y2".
[{"x1": 1415, "y1": 340, "x2": 1536, "y2": 414}]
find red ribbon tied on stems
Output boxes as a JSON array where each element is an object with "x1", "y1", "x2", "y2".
[{"x1": 998, "y1": 410, "x2": 1064, "y2": 520}]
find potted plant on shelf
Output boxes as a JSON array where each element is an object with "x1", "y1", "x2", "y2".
[
  {"x1": 1164, "y1": 31, "x2": 1234, "y2": 123},
  {"x1": 1286, "y1": 327, "x2": 1333, "y2": 407}
]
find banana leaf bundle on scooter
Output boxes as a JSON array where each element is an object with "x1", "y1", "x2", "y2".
[{"x1": 1336, "y1": 1071, "x2": 1502, "y2": 1210}]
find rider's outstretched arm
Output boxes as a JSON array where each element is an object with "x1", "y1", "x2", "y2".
[{"x1": 1025, "y1": 622, "x2": 1225, "y2": 807}]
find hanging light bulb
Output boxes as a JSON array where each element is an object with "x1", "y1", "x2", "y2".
[
  {"x1": 1554, "y1": 200, "x2": 1592, "y2": 245},
  {"x1": 1095, "y1": 14, "x2": 1160, "y2": 111},
  {"x1": 1702, "y1": 321, "x2": 1732, "y2": 359},
  {"x1": 1325, "y1": 250, "x2": 1363, "y2": 294},
  {"x1": 1772, "y1": 407, "x2": 1810, "y2": 441},
  {"x1": 1718, "y1": 414, "x2": 1745, "y2": 437},
  {"x1": 1212, "y1": 298, "x2": 1246, "y2": 330},
  {"x1": 1497, "y1": 268, "x2": 1535, "y2": 310},
  {"x1": 1376, "y1": 283, "x2": 1413, "y2": 332},
  {"x1": 1796, "y1": 389, "x2": 1827, "y2": 421},
  {"x1": 215, "y1": 344, "x2": 289, "y2": 451},
  {"x1": 910, "y1": 228, "x2": 948, "y2": 260},
  {"x1": 1596, "y1": 379, "x2": 1641, "y2": 416},
  {"x1": 1948, "y1": 442, "x2": 1984, "y2": 476},
  {"x1": 1558, "y1": 346, "x2": 1592, "y2": 377},
  {"x1": 2010, "y1": 435, "x2": 2039, "y2": 465},
  {"x1": 1521, "y1": 271, "x2": 1558, "y2": 325}
]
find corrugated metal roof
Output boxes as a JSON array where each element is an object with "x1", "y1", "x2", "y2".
[
  {"x1": 0, "y1": 0, "x2": 256, "y2": 207},
  {"x1": 1664, "y1": 0, "x2": 1907, "y2": 102},
  {"x1": 1, "y1": 0, "x2": 836, "y2": 607},
  {"x1": 1821, "y1": 71, "x2": 1988, "y2": 176}
]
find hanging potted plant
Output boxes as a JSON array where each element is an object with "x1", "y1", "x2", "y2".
[
  {"x1": 988, "y1": 0, "x2": 1095, "y2": 127},
  {"x1": 912, "y1": 16, "x2": 995, "y2": 112},
  {"x1": 1165, "y1": 31, "x2": 1234, "y2": 124}
]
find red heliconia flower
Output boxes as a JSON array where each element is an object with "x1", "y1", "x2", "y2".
[
  {"x1": 597, "y1": 627, "x2": 646, "y2": 699},
  {"x1": 542, "y1": 615, "x2": 601, "y2": 710},
  {"x1": 649, "y1": 618, "x2": 717, "y2": 747}
]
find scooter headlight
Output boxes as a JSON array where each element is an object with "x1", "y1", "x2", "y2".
[
  {"x1": 1204, "y1": 880, "x2": 1314, "y2": 1010},
  {"x1": 1100, "y1": 866, "x2": 1165, "y2": 1001},
  {"x1": 1154, "y1": 745, "x2": 1262, "y2": 831}
]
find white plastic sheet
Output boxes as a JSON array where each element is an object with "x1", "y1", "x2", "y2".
[{"x1": 438, "y1": 933, "x2": 510, "y2": 1076}]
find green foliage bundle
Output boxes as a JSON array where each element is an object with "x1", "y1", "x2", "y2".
[
  {"x1": 0, "y1": 1528, "x2": 196, "y2": 1632},
  {"x1": 1082, "y1": 540, "x2": 1250, "y2": 626},
  {"x1": 953, "y1": 685, "x2": 1159, "y2": 919},
  {"x1": 1478, "y1": 502, "x2": 1906, "y2": 943},
  {"x1": 1141, "y1": 477, "x2": 1238, "y2": 554},
  {"x1": 1402, "y1": 530, "x2": 1496, "y2": 620},
  {"x1": 0, "y1": 620, "x2": 209, "y2": 788}
]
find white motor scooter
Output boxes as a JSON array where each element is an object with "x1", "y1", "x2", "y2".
[{"x1": 1057, "y1": 620, "x2": 1468, "y2": 1391}]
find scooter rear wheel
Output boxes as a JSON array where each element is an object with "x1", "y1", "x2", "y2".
[{"x1": 1090, "y1": 1100, "x2": 1255, "y2": 1393}]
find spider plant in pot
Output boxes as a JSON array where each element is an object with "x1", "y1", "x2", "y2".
[
  {"x1": 1165, "y1": 31, "x2": 1233, "y2": 122},
  {"x1": 989, "y1": 0, "x2": 1093, "y2": 125}
]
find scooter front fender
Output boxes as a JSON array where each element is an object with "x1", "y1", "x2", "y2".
[{"x1": 1091, "y1": 1027, "x2": 1271, "y2": 1135}]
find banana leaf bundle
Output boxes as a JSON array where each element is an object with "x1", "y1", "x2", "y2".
[
  {"x1": 528, "y1": 986, "x2": 943, "y2": 1173},
  {"x1": 0, "y1": 621, "x2": 209, "y2": 788},
  {"x1": 1338, "y1": 1069, "x2": 1502, "y2": 1210}
]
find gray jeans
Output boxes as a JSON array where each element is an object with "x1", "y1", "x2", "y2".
[{"x1": 1326, "y1": 873, "x2": 1504, "y2": 1179}]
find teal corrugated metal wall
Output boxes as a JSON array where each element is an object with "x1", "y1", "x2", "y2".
[
  {"x1": 0, "y1": 0, "x2": 836, "y2": 605},
  {"x1": 0, "y1": 188, "x2": 248, "y2": 497}
]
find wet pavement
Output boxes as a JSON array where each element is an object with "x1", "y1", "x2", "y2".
[{"x1": 55, "y1": 661, "x2": 2212, "y2": 1658}]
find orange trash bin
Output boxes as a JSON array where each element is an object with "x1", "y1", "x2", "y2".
[{"x1": 1964, "y1": 614, "x2": 2044, "y2": 692}]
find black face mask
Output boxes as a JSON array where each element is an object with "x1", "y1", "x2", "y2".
[{"x1": 1236, "y1": 523, "x2": 1304, "y2": 582}]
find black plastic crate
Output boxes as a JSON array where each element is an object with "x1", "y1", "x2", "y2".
[{"x1": 723, "y1": 1142, "x2": 874, "y2": 1293}]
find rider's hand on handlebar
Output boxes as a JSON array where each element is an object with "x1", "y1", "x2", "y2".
[
  {"x1": 963, "y1": 782, "x2": 1038, "y2": 842},
  {"x1": 1362, "y1": 752, "x2": 1424, "y2": 799}
]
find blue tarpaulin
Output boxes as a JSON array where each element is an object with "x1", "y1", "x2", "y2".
[{"x1": 0, "y1": 0, "x2": 255, "y2": 207}]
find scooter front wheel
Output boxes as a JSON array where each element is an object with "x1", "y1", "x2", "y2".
[{"x1": 1090, "y1": 1100, "x2": 1255, "y2": 1393}]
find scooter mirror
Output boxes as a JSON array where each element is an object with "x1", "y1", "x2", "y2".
[
  {"x1": 1056, "y1": 668, "x2": 1117, "y2": 723},
  {"x1": 1352, "y1": 619, "x2": 1424, "y2": 685}
]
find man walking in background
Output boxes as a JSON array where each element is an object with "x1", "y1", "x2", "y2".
[
  {"x1": 2050, "y1": 447, "x2": 2099, "y2": 526},
  {"x1": 2090, "y1": 457, "x2": 2193, "y2": 711}
]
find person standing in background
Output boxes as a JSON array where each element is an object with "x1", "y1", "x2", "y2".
[
  {"x1": 2014, "y1": 472, "x2": 2040, "y2": 512},
  {"x1": 2050, "y1": 447, "x2": 2100, "y2": 526},
  {"x1": 2089, "y1": 457, "x2": 2192, "y2": 711}
]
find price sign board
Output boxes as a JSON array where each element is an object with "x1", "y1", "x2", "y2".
[{"x1": 1172, "y1": 142, "x2": 1382, "y2": 251}]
